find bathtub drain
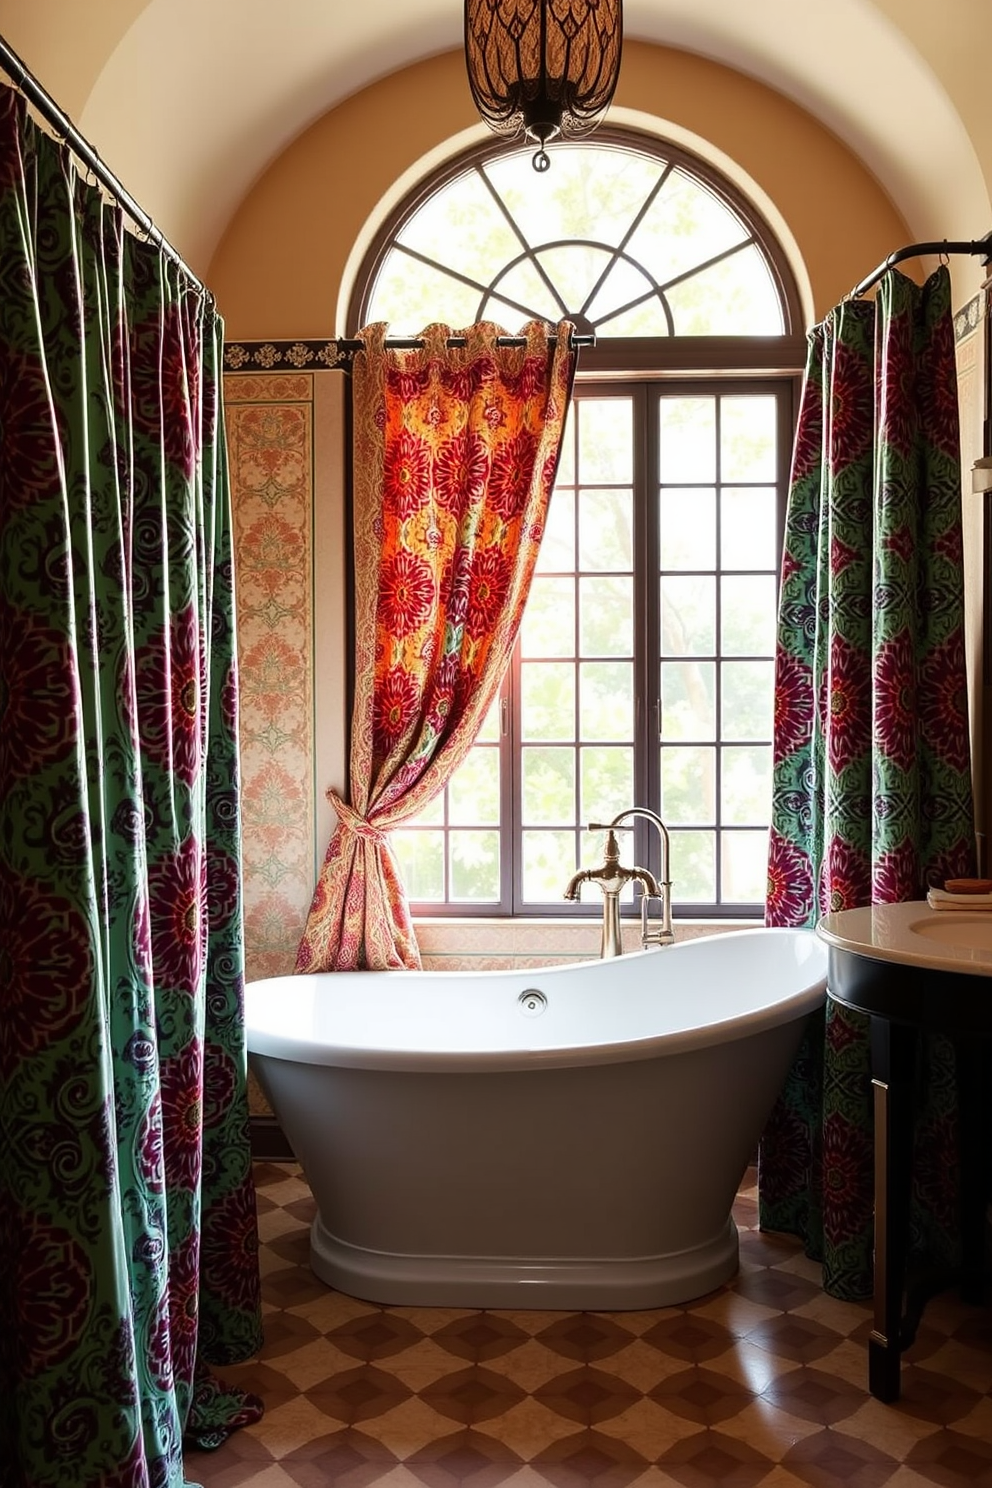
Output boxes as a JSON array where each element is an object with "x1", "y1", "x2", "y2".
[{"x1": 518, "y1": 988, "x2": 548, "y2": 1016}]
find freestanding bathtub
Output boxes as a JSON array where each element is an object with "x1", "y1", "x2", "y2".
[{"x1": 246, "y1": 927, "x2": 826, "y2": 1310}]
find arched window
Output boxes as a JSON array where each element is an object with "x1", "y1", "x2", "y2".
[
  {"x1": 354, "y1": 133, "x2": 801, "y2": 340},
  {"x1": 349, "y1": 131, "x2": 806, "y2": 918}
]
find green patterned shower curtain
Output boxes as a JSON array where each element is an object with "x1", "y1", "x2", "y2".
[
  {"x1": 0, "y1": 85, "x2": 263, "y2": 1485},
  {"x1": 760, "y1": 266, "x2": 976, "y2": 1298}
]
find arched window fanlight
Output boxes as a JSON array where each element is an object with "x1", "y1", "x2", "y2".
[
  {"x1": 354, "y1": 134, "x2": 798, "y2": 340},
  {"x1": 464, "y1": 0, "x2": 623, "y2": 171}
]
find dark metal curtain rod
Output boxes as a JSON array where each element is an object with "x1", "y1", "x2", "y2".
[
  {"x1": 847, "y1": 234, "x2": 992, "y2": 301},
  {"x1": 0, "y1": 31, "x2": 208, "y2": 297},
  {"x1": 334, "y1": 332, "x2": 595, "y2": 352}
]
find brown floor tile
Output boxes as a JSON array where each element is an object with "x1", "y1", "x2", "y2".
[
  {"x1": 329, "y1": 1310, "x2": 431, "y2": 1363},
  {"x1": 305, "y1": 1364, "x2": 416, "y2": 1425},
  {"x1": 527, "y1": 1426, "x2": 651, "y2": 1488},
  {"x1": 648, "y1": 1365, "x2": 755, "y2": 1427},
  {"x1": 760, "y1": 1363, "x2": 867, "y2": 1426},
  {"x1": 638, "y1": 1313, "x2": 737, "y2": 1364},
  {"x1": 421, "y1": 1365, "x2": 529, "y2": 1426},
  {"x1": 274, "y1": 1427, "x2": 401, "y2": 1488},
  {"x1": 534, "y1": 1314, "x2": 637, "y2": 1364},
  {"x1": 532, "y1": 1365, "x2": 642, "y2": 1427},
  {"x1": 431, "y1": 1314, "x2": 532, "y2": 1364},
  {"x1": 404, "y1": 1427, "x2": 526, "y2": 1488},
  {"x1": 654, "y1": 1425, "x2": 776, "y2": 1487},
  {"x1": 780, "y1": 1427, "x2": 901, "y2": 1487},
  {"x1": 905, "y1": 1428, "x2": 992, "y2": 1486},
  {"x1": 743, "y1": 1312, "x2": 847, "y2": 1366}
]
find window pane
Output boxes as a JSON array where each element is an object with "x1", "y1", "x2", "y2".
[
  {"x1": 580, "y1": 661, "x2": 633, "y2": 740},
  {"x1": 522, "y1": 746, "x2": 576, "y2": 825},
  {"x1": 594, "y1": 299, "x2": 671, "y2": 338},
  {"x1": 721, "y1": 575, "x2": 777, "y2": 655},
  {"x1": 721, "y1": 745, "x2": 772, "y2": 826},
  {"x1": 671, "y1": 830, "x2": 716, "y2": 901},
  {"x1": 661, "y1": 661, "x2": 715, "y2": 740},
  {"x1": 521, "y1": 662, "x2": 575, "y2": 740},
  {"x1": 521, "y1": 576, "x2": 574, "y2": 656},
  {"x1": 578, "y1": 399, "x2": 633, "y2": 484},
  {"x1": 579, "y1": 488, "x2": 633, "y2": 571},
  {"x1": 581, "y1": 746, "x2": 634, "y2": 826},
  {"x1": 483, "y1": 292, "x2": 560, "y2": 332},
  {"x1": 585, "y1": 257, "x2": 659, "y2": 329},
  {"x1": 667, "y1": 246, "x2": 785, "y2": 335},
  {"x1": 523, "y1": 829, "x2": 576, "y2": 901},
  {"x1": 539, "y1": 488, "x2": 575, "y2": 571},
  {"x1": 661, "y1": 575, "x2": 715, "y2": 655},
  {"x1": 659, "y1": 398, "x2": 715, "y2": 483},
  {"x1": 450, "y1": 831, "x2": 500, "y2": 901},
  {"x1": 488, "y1": 256, "x2": 570, "y2": 323},
  {"x1": 397, "y1": 168, "x2": 521, "y2": 276},
  {"x1": 402, "y1": 793, "x2": 444, "y2": 827},
  {"x1": 391, "y1": 830, "x2": 444, "y2": 900},
  {"x1": 474, "y1": 691, "x2": 502, "y2": 744},
  {"x1": 580, "y1": 576, "x2": 633, "y2": 656},
  {"x1": 531, "y1": 244, "x2": 616, "y2": 321},
  {"x1": 661, "y1": 745, "x2": 716, "y2": 824},
  {"x1": 369, "y1": 251, "x2": 485, "y2": 336},
  {"x1": 722, "y1": 661, "x2": 774, "y2": 741},
  {"x1": 626, "y1": 168, "x2": 748, "y2": 286},
  {"x1": 448, "y1": 746, "x2": 500, "y2": 825},
  {"x1": 660, "y1": 489, "x2": 716, "y2": 570},
  {"x1": 484, "y1": 145, "x2": 664, "y2": 254},
  {"x1": 721, "y1": 395, "x2": 777, "y2": 482},
  {"x1": 721, "y1": 489, "x2": 777, "y2": 570},
  {"x1": 555, "y1": 411, "x2": 576, "y2": 486},
  {"x1": 722, "y1": 829, "x2": 769, "y2": 903}
]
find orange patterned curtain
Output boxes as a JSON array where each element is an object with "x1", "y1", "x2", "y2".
[{"x1": 297, "y1": 319, "x2": 576, "y2": 971}]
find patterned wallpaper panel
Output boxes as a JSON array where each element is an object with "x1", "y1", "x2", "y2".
[{"x1": 225, "y1": 374, "x2": 316, "y2": 982}]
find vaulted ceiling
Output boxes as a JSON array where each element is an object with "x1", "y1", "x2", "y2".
[{"x1": 0, "y1": 0, "x2": 989, "y2": 279}]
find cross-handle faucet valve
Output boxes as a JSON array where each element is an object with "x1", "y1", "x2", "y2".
[{"x1": 563, "y1": 826, "x2": 662, "y2": 959}]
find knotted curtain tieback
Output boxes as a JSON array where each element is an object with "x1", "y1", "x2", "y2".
[{"x1": 327, "y1": 791, "x2": 387, "y2": 844}]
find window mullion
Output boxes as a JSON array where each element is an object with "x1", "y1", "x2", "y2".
[
  {"x1": 639, "y1": 383, "x2": 661, "y2": 878},
  {"x1": 505, "y1": 647, "x2": 521, "y2": 915}
]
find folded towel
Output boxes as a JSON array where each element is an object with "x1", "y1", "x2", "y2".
[{"x1": 926, "y1": 887, "x2": 992, "y2": 911}]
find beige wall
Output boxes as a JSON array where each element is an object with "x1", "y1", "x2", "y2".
[{"x1": 207, "y1": 43, "x2": 913, "y2": 339}]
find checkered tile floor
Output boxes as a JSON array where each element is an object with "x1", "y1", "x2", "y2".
[{"x1": 185, "y1": 1162, "x2": 992, "y2": 1487}]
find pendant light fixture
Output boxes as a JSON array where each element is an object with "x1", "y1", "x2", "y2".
[{"x1": 464, "y1": 0, "x2": 623, "y2": 172}]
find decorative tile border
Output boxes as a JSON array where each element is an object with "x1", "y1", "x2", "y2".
[
  {"x1": 224, "y1": 339, "x2": 349, "y2": 373},
  {"x1": 954, "y1": 292, "x2": 983, "y2": 344}
]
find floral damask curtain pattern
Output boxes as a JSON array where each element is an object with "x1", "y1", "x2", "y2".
[
  {"x1": 760, "y1": 266, "x2": 976, "y2": 1298},
  {"x1": 0, "y1": 85, "x2": 262, "y2": 1486},
  {"x1": 297, "y1": 319, "x2": 575, "y2": 972}
]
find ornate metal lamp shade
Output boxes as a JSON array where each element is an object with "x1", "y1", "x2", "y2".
[{"x1": 465, "y1": 0, "x2": 623, "y2": 171}]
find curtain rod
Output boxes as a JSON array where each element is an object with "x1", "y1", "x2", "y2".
[
  {"x1": 847, "y1": 234, "x2": 992, "y2": 301},
  {"x1": 0, "y1": 31, "x2": 208, "y2": 298},
  {"x1": 335, "y1": 332, "x2": 596, "y2": 352}
]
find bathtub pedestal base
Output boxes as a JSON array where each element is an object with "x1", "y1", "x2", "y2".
[{"x1": 310, "y1": 1213, "x2": 740, "y2": 1310}]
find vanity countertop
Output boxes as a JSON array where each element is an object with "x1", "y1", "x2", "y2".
[{"x1": 817, "y1": 900, "x2": 992, "y2": 978}]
